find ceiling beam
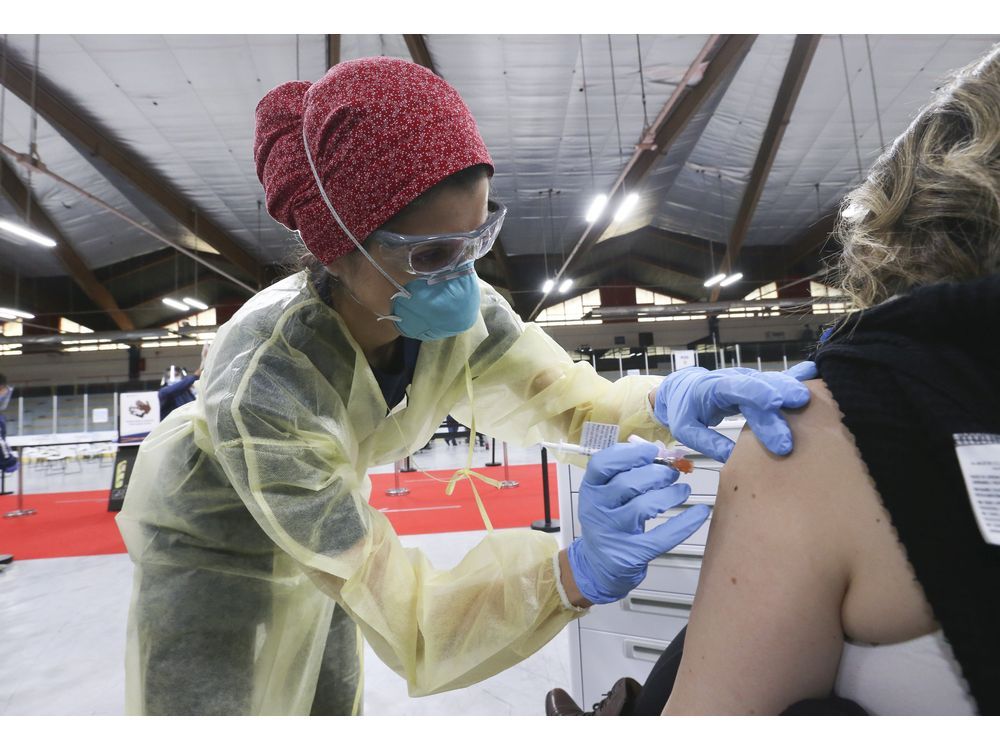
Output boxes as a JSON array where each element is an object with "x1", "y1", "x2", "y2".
[
  {"x1": 326, "y1": 35, "x2": 341, "y2": 70},
  {"x1": 530, "y1": 34, "x2": 757, "y2": 321},
  {"x1": 712, "y1": 34, "x2": 821, "y2": 301},
  {"x1": 403, "y1": 35, "x2": 435, "y2": 72},
  {"x1": 0, "y1": 157, "x2": 136, "y2": 330},
  {"x1": 0, "y1": 49, "x2": 263, "y2": 285}
]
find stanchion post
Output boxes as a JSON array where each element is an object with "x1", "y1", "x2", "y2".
[
  {"x1": 531, "y1": 446, "x2": 559, "y2": 533},
  {"x1": 485, "y1": 436, "x2": 501, "y2": 467},
  {"x1": 384, "y1": 459, "x2": 410, "y2": 496},
  {"x1": 401, "y1": 454, "x2": 416, "y2": 473},
  {"x1": 499, "y1": 441, "x2": 519, "y2": 489},
  {"x1": 4, "y1": 446, "x2": 36, "y2": 518}
]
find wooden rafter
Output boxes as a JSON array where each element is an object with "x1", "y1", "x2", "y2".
[
  {"x1": 403, "y1": 35, "x2": 435, "y2": 72},
  {"x1": 0, "y1": 49, "x2": 263, "y2": 285},
  {"x1": 326, "y1": 35, "x2": 341, "y2": 70},
  {"x1": 530, "y1": 34, "x2": 758, "y2": 321},
  {"x1": 0, "y1": 157, "x2": 136, "y2": 331},
  {"x1": 711, "y1": 34, "x2": 821, "y2": 301}
]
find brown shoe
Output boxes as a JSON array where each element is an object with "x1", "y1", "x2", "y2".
[{"x1": 545, "y1": 677, "x2": 643, "y2": 716}]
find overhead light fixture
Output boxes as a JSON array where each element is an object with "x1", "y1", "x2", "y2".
[
  {"x1": 182, "y1": 297, "x2": 209, "y2": 311},
  {"x1": 585, "y1": 194, "x2": 608, "y2": 223},
  {"x1": 542, "y1": 279, "x2": 555, "y2": 294},
  {"x1": 720, "y1": 272, "x2": 744, "y2": 287},
  {"x1": 0, "y1": 218, "x2": 57, "y2": 248},
  {"x1": 558, "y1": 278, "x2": 573, "y2": 294},
  {"x1": 0, "y1": 307, "x2": 34, "y2": 320},
  {"x1": 703, "y1": 273, "x2": 726, "y2": 287},
  {"x1": 614, "y1": 192, "x2": 639, "y2": 222},
  {"x1": 163, "y1": 297, "x2": 191, "y2": 312}
]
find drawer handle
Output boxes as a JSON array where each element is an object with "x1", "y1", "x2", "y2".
[
  {"x1": 653, "y1": 551, "x2": 704, "y2": 566},
  {"x1": 623, "y1": 591, "x2": 694, "y2": 616},
  {"x1": 624, "y1": 640, "x2": 668, "y2": 663}
]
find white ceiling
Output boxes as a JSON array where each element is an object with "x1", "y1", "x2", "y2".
[{"x1": 1, "y1": 33, "x2": 997, "y2": 296}]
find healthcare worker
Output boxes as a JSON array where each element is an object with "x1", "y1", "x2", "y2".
[{"x1": 116, "y1": 57, "x2": 814, "y2": 715}]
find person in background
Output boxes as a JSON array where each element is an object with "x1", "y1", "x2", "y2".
[
  {"x1": 0, "y1": 372, "x2": 16, "y2": 475},
  {"x1": 157, "y1": 365, "x2": 200, "y2": 421},
  {"x1": 0, "y1": 372, "x2": 15, "y2": 569},
  {"x1": 444, "y1": 414, "x2": 460, "y2": 446}
]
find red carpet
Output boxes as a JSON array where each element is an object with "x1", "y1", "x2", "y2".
[
  {"x1": 0, "y1": 490, "x2": 123, "y2": 560},
  {"x1": 369, "y1": 463, "x2": 559, "y2": 536},
  {"x1": 0, "y1": 463, "x2": 557, "y2": 560}
]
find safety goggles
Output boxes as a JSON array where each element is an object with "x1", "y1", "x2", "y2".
[{"x1": 368, "y1": 200, "x2": 507, "y2": 276}]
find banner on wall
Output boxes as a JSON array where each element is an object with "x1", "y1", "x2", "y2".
[{"x1": 118, "y1": 391, "x2": 160, "y2": 443}]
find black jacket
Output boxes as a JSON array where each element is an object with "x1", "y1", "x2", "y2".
[{"x1": 815, "y1": 274, "x2": 1000, "y2": 714}]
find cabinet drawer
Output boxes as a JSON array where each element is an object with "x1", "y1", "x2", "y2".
[
  {"x1": 571, "y1": 499, "x2": 714, "y2": 544},
  {"x1": 579, "y1": 627, "x2": 674, "y2": 709},
  {"x1": 645, "y1": 502, "x2": 713, "y2": 547},
  {"x1": 581, "y1": 589, "x2": 692, "y2": 642},
  {"x1": 641, "y1": 551, "x2": 704, "y2": 595},
  {"x1": 676, "y1": 465, "x2": 721, "y2": 496}
]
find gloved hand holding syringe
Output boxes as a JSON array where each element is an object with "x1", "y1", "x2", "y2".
[{"x1": 540, "y1": 421, "x2": 718, "y2": 474}]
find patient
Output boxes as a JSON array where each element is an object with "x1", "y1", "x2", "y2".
[
  {"x1": 550, "y1": 43, "x2": 1000, "y2": 716},
  {"x1": 661, "y1": 43, "x2": 1000, "y2": 716}
]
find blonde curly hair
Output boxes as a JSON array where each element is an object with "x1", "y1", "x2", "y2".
[{"x1": 834, "y1": 44, "x2": 1000, "y2": 308}]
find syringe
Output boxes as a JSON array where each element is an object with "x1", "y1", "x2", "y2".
[{"x1": 539, "y1": 441, "x2": 696, "y2": 473}]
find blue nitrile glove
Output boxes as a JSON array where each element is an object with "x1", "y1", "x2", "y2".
[
  {"x1": 654, "y1": 362, "x2": 817, "y2": 463},
  {"x1": 567, "y1": 442, "x2": 710, "y2": 605}
]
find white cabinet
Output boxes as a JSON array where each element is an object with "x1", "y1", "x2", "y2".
[{"x1": 558, "y1": 417, "x2": 744, "y2": 709}]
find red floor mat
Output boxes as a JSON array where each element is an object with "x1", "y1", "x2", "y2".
[
  {"x1": 369, "y1": 463, "x2": 559, "y2": 536},
  {"x1": 0, "y1": 463, "x2": 558, "y2": 560},
  {"x1": 0, "y1": 489, "x2": 123, "y2": 560}
]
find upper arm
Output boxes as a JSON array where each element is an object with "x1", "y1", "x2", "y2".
[{"x1": 664, "y1": 379, "x2": 857, "y2": 715}]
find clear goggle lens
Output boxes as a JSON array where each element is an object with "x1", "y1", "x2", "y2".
[{"x1": 373, "y1": 200, "x2": 506, "y2": 275}]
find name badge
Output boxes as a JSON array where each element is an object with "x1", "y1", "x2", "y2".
[{"x1": 954, "y1": 433, "x2": 1000, "y2": 546}]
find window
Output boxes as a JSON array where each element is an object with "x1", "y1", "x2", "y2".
[
  {"x1": 810, "y1": 282, "x2": 853, "y2": 315},
  {"x1": 59, "y1": 318, "x2": 94, "y2": 334},
  {"x1": 635, "y1": 288, "x2": 707, "y2": 322},
  {"x1": 717, "y1": 283, "x2": 782, "y2": 319},
  {"x1": 143, "y1": 308, "x2": 218, "y2": 348},
  {"x1": 536, "y1": 290, "x2": 602, "y2": 326}
]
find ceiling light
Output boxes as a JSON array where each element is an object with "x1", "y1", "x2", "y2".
[
  {"x1": 585, "y1": 194, "x2": 608, "y2": 223},
  {"x1": 182, "y1": 297, "x2": 209, "y2": 311},
  {"x1": 542, "y1": 279, "x2": 555, "y2": 294},
  {"x1": 0, "y1": 218, "x2": 57, "y2": 248},
  {"x1": 0, "y1": 307, "x2": 33, "y2": 320},
  {"x1": 614, "y1": 193, "x2": 639, "y2": 222},
  {"x1": 720, "y1": 272, "x2": 744, "y2": 287},
  {"x1": 703, "y1": 273, "x2": 726, "y2": 287},
  {"x1": 558, "y1": 278, "x2": 573, "y2": 294},
  {"x1": 163, "y1": 297, "x2": 191, "y2": 312}
]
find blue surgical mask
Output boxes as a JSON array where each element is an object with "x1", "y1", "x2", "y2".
[{"x1": 390, "y1": 265, "x2": 481, "y2": 341}]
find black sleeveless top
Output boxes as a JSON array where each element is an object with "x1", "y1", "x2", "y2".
[{"x1": 814, "y1": 274, "x2": 1000, "y2": 714}]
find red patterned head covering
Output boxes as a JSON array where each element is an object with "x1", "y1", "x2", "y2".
[{"x1": 254, "y1": 57, "x2": 493, "y2": 264}]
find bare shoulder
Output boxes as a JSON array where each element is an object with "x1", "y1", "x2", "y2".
[
  {"x1": 723, "y1": 377, "x2": 936, "y2": 645},
  {"x1": 665, "y1": 377, "x2": 936, "y2": 714},
  {"x1": 721, "y1": 378, "x2": 864, "y2": 535},
  {"x1": 664, "y1": 378, "x2": 853, "y2": 713}
]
